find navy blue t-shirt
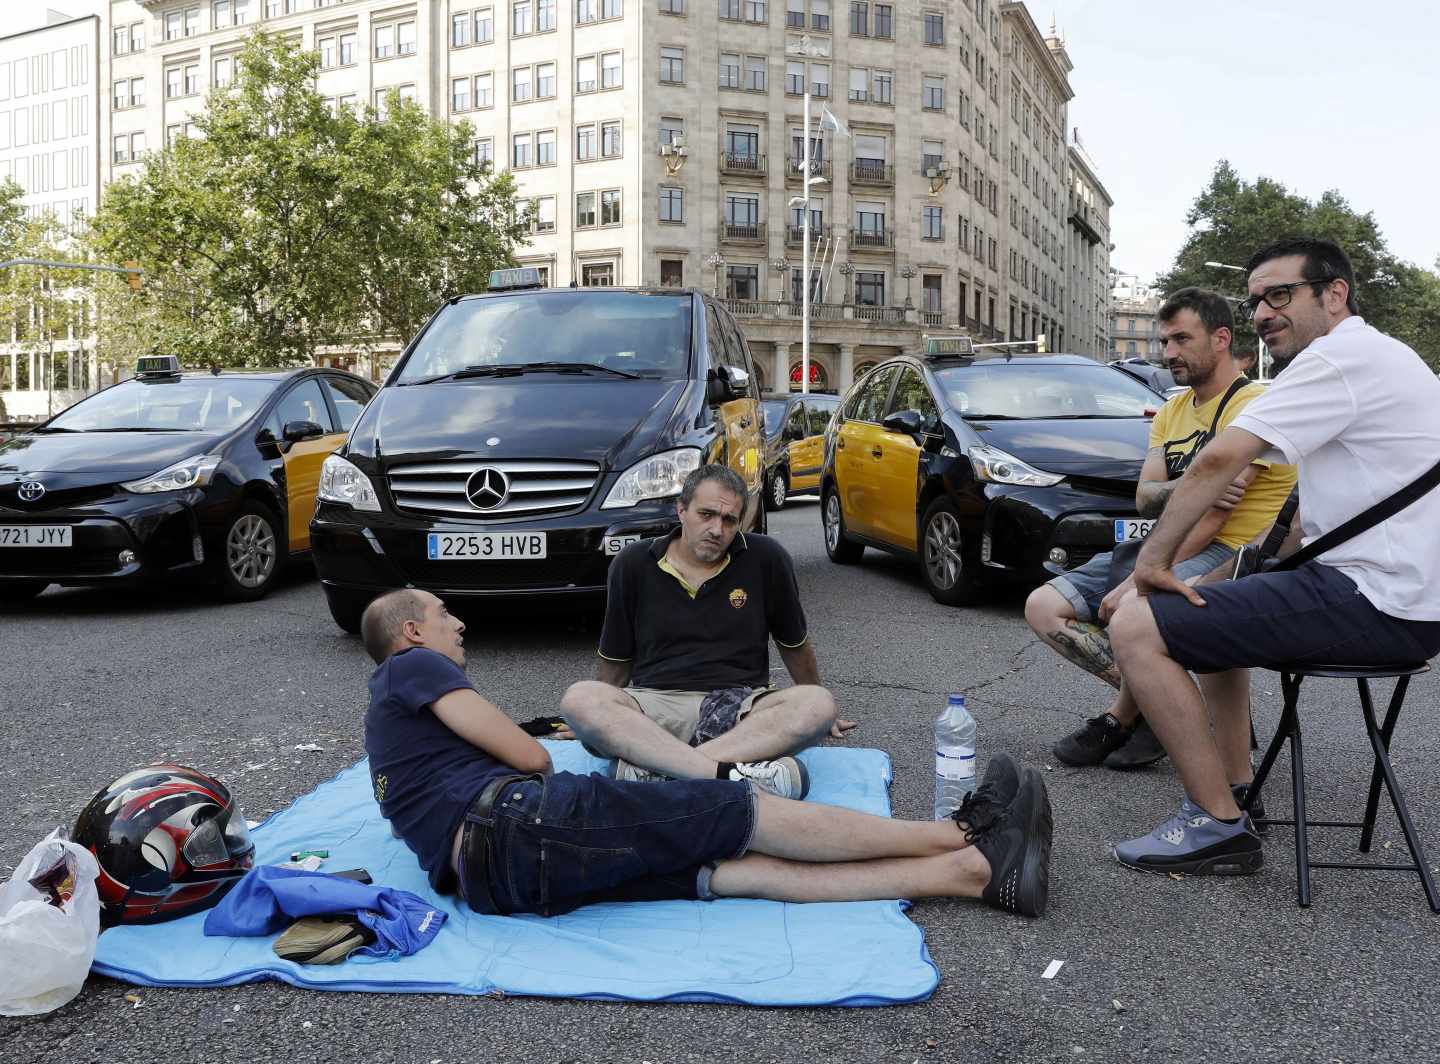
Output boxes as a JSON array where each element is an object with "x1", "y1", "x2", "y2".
[{"x1": 364, "y1": 647, "x2": 513, "y2": 891}]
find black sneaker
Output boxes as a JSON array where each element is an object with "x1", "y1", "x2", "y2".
[
  {"x1": 951, "y1": 753, "x2": 1021, "y2": 838},
  {"x1": 1103, "y1": 716, "x2": 1169, "y2": 770},
  {"x1": 1233, "y1": 782, "x2": 1268, "y2": 836},
  {"x1": 971, "y1": 767, "x2": 1053, "y2": 917},
  {"x1": 1053, "y1": 712, "x2": 1132, "y2": 766}
]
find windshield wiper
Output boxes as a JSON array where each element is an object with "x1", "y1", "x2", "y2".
[
  {"x1": 960, "y1": 413, "x2": 1024, "y2": 420},
  {"x1": 30, "y1": 426, "x2": 81, "y2": 433},
  {"x1": 403, "y1": 365, "x2": 526, "y2": 386},
  {"x1": 405, "y1": 361, "x2": 641, "y2": 385},
  {"x1": 517, "y1": 361, "x2": 640, "y2": 379}
]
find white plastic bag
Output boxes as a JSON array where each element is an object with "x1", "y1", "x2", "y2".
[{"x1": 0, "y1": 829, "x2": 101, "y2": 1016}]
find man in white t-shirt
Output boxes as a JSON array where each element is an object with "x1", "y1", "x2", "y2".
[{"x1": 1103, "y1": 237, "x2": 1440, "y2": 877}]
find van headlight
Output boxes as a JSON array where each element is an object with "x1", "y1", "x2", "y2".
[
  {"x1": 317, "y1": 453, "x2": 381, "y2": 511},
  {"x1": 602, "y1": 448, "x2": 703, "y2": 509},
  {"x1": 966, "y1": 444, "x2": 1064, "y2": 487},
  {"x1": 121, "y1": 454, "x2": 221, "y2": 493}
]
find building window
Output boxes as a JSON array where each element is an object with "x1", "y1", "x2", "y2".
[
  {"x1": 725, "y1": 194, "x2": 760, "y2": 237},
  {"x1": 659, "y1": 116, "x2": 684, "y2": 149},
  {"x1": 213, "y1": 0, "x2": 231, "y2": 28},
  {"x1": 475, "y1": 72, "x2": 493, "y2": 107},
  {"x1": 848, "y1": 68, "x2": 866, "y2": 102},
  {"x1": 476, "y1": 7, "x2": 494, "y2": 42},
  {"x1": 720, "y1": 52, "x2": 740, "y2": 89},
  {"x1": 601, "y1": 120, "x2": 622, "y2": 157},
  {"x1": 726, "y1": 125, "x2": 759, "y2": 163},
  {"x1": 114, "y1": 27, "x2": 129, "y2": 55},
  {"x1": 921, "y1": 205, "x2": 942, "y2": 240},
  {"x1": 874, "y1": 2, "x2": 892, "y2": 37},
  {"x1": 513, "y1": 133, "x2": 532, "y2": 168},
  {"x1": 186, "y1": 7, "x2": 202, "y2": 36},
  {"x1": 747, "y1": 0, "x2": 768, "y2": 22},
  {"x1": 113, "y1": 80, "x2": 129, "y2": 110},
  {"x1": 513, "y1": 1, "x2": 532, "y2": 36},
  {"x1": 537, "y1": 62, "x2": 556, "y2": 98},
  {"x1": 922, "y1": 74, "x2": 944, "y2": 111},
  {"x1": 214, "y1": 56, "x2": 234, "y2": 88},
  {"x1": 582, "y1": 262, "x2": 614, "y2": 286},
  {"x1": 452, "y1": 76, "x2": 471, "y2": 111},
  {"x1": 923, "y1": 274, "x2": 942, "y2": 313},
  {"x1": 113, "y1": 134, "x2": 130, "y2": 163},
  {"x1": 849, "y1": 1, "x2": 867, "y2": 34},
  {"x1": 812, "y1": 0, "x2": 830, "y2": 29},
  {"x1": 745, "y1": 55, "x2": 767, "y2": 92},
  {"x1": 374, "y1": 23, "x2": 395, "y2": 58},
  {"x1": 452, "y1": 12, "x2": 471, "y2": 46},
  {"x1": 338, "y1": 32, "x2": 356, "y2": 65},
  {"x1": 319, "y1": 35, "x2": 336, "y2": 68},
  {"x1": 661, "y1": 259, "x2": 684, "y2": 286},
  {"x1": 720, "y1": 0, "x2": 740, "y2": 18},
  {"x1": 576, "y1": 55, "x2": 597, "y2": 92},
  {"x1": 855, "y1": 271, "x2": 885, "y2": 306},
  {"x1": 534, "y1": 196, "x2": 556, "y2": 232},
  {"x1": 601, "y1": 51, "x2": 622, "y2": 89},
  {"x1": 785, "y1": 61, "x2": 804, "y2": 95},
  {"x1": 538, "y1": 0, "x2": 557, "y2": 31},
  {"x1": 923, "y1": 12, "x2": 943, "y2": 44},
  {"x1": 602, "y1": 0, "x2": 622, "y2": 16},
  {"x1": 854, "y1": 203, "x2": 885, "y2": 241},
  {"x1": 872, "y1": 69, "x2": 892, "y2": 103},
  {"x1": 922, "y1": 139, "x2": 943, "y2": 173},
  {"x1": 398, "y1": 20, "x2": 416, "y2": 55},
  {"x1": 660, "y1": 47, "x2": 685, "y2": 84},
  {"x1": 576, "y1": 123, "x2": 597, "y2": 160},
  {"x1": 661, "y1": 0, "x2": 684, "y2": 12},
  {"x1": 726, "y1": 265, "x2": 759, "y2": 300},
  {"x1": 576, "y1": 192, "x2": 597, "y2": 227},
  {"x1": 513, "y1": 67, "x2": 532, "y2": 102},
  {"x1": 183, "y1": 64, "x2": 200, "y2": 95},
  {"x1": 601, "y1": 189, "x2": 621, "y2": 225},
  {"x1": 166, "y1": 123, "x2": 184, "y2": 147},
  {"x1": 474, "y1": 137, "x2": 494, "y2": 168},
  {"x1": 165, "y1": 11, "x2": 182, "y2": 40},
  {"x1": 811, "y1": 63, "x2": 829, "y2": 97},
  {"x1": 578, "y1": 0, "x2": 597, "y2": 20},
  {"x1": 660, "y1": 186, "x2": 684, "y2": 222},
  {"x1": 537, "y1": 129, "x2": 556, "y2": 165},
  {"x1": 787, "y1": 0, "x2": 804, "y2": 27}
]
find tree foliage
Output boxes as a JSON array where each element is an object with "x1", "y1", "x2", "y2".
[
  {"x1": 1158, "y1": 161, "x2": 1440, "y2": 369},
  {"x1": 88, "y1": 31, "x2": 532, "y2": 368}
]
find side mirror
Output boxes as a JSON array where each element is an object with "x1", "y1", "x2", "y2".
[
  {"x1": 882, "y1": 409, "x2": 924, "y2": 437},
  {"x1": 707, "y1": 365, "x2": 751, "y2": 403},
  {"x1": 282, "y1": 419, "x2": 325, "y2": 444}
]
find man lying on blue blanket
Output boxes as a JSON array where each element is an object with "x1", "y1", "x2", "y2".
[{"x1": 360, "y1": 588, "x2": 1053, "y2": 918}]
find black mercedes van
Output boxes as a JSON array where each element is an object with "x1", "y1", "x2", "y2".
[{"x1": 310, "y1": 271, "x2": 766, "y2": 631}]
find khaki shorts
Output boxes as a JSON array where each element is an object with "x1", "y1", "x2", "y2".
[{"x1": 625, "y1": 687, "x2": 776, "y2": 745}]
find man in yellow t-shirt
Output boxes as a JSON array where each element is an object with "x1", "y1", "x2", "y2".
[{"x1": 1024, "y1": 287, "x2": 1297, "y2": 778}]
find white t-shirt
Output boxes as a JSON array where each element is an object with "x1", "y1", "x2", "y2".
[{"x1": 1231, "y1": 316, "x2": 1440, "y2": 621}]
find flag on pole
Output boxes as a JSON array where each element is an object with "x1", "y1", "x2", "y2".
[{"x1": 819, "y1": 105, "x2": 850, "y2": 139}]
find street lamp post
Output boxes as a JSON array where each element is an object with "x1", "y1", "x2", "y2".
[
  {"x1": 705, "y1": 251, "x2": 725, "y2": 297},
  {"x1": 1205, "y1": 260, "x2": 1267, "y2": 381},
  {"x1": 788, "y1": 34, "x2": 830, "y2": 395}
]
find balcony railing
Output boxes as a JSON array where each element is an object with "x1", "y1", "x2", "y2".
[
  {"x1": 786, "y1": 156, "x2": 832, "y2": 182},
  {"x1": 848, "y1": 227, "x2": 894, "y2": 250},
  {"x1": 786, "y1": 222, "x2": 832, "y2": 247},
  {"x1": 850, "y1": 160, "x2": 894, "y2": 186},
  {"x1": 721, "y1": 220, "x2": 767, "y2": 244},
  {"x1": 725, "y1": 298, "x2": 765, "y2": 317},
  {"x1": 721, "y1": 151, "x2": 767, "y2": 176},
  {"x1": 717, "y1": 300, "x2": 903, "y2": 323},
  {"x1": 921, "y1": 310, "x2": 945, "y2": 326},
  {"x1": 854, "y1": 305, "x2": 906, "y2": 323}
]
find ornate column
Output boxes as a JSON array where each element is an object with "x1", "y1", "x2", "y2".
[
  {"x1": 775, "y1": 343, "x2": 792, "y2": 395},
  {"x1": 837, "y1": 344, "x2": 855, "y2": 394}
]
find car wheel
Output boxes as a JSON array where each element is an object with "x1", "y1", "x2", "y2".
[
  {"x1": 822, "y1": 486, "x2": 864, "y2": 564},
  {"x1": 217, "y1": 501, "x2": 283, "y2": 602},
  {"x1": 920, "y1": 498, "x2": 985, "y2": 606},
  {"x1": 324, "y1": 587, "x2": 372, "y2": 634},
  {"x1": 0, "y1": 580, "x2": 48, "y2": 604},
  {"x1": 765, "y1": 468, "x2": 789, "y2": 511}
]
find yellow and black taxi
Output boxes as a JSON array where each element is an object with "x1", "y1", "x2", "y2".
[
  {"x1": 0, "y1": 356, "x2": 376, "y2": 604},
  {"x1": 759, "y1": 391, "x2": 841, "y2": 510},
  {"x1": 310, "y1": 269, "x2": 765, "y2": 632},
  {"x1": 820, "y1": 337, "x2": 1160, "y2": 605}
]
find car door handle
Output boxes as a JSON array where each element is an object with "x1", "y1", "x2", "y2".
[
  {"x1": 837, "y1": 438, "x2": 846, "y2": 450},
  {"x1": 870, "y1": 447, "x2": 883, "y2": 458}
]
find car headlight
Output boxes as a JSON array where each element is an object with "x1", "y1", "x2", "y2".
[
  {"x1": 317, "y1": 453, "x2": 382, "y2": 512},
  {"x1": 601, "y1": 447, "x2": 703, "y2": 509},
  {"x1": 966, "y1": 444, "x2": 1064, "y2": 487},
  {"x1": 120, "y1": 454, "x2": 222, "y2": 494}
]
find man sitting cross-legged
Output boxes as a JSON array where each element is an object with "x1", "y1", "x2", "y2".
[
  {"x1": 1023, "y1": 288, "x2": 1295, "y2": 785},
  {"x1": 360, "y1": 588, "x2": 1054, "y2": 918},
  {"x1": 560, "y1": 464, "x2": 856, "y2": 799}
]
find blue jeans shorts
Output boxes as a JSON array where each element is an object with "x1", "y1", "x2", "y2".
[
  {"x1": 1149, "y1": 562, "x2": 1440, "y2": 674},
  {"x1": 1048, "y1": 540, "x2": 1236, "y2": 623},
  {"x1": 469, "y1": 771, "x2": 757, "y2": 917}
]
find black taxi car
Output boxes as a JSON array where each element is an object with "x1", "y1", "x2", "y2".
[
  {"x1": 310, "y1": 270, "x2": 766, "y2": 632},
  {"x1": 0, "y1": 356, "x2": 375, "y2": 604},
  {"x1": 759, "y1": 392, "x2": 841, "y2": 510},
  {"x1": 820, "y1": 338, "x2": 1161, "y2": 605}
]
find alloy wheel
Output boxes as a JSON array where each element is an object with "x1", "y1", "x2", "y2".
[
  {"x1": 770, "y1": 472, "x2": 788, "y2": 510},
  {"x1": 227, "y1": 514, "x2": 277, "y2": 589},
  {"x1": 823, "y1": 492, "x2": 842, "y2": 551},
  {"x1": 924, "y1": 509, "x2": 963, "y2": 590}
]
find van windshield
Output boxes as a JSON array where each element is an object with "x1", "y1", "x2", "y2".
[{"x1": 397, "y1": 291, "x2": 693, "y2": 383}]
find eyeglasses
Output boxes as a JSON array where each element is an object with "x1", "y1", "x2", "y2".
[{"x1": 1237, "y1": 279, "x2": 1326, "y2": 321}]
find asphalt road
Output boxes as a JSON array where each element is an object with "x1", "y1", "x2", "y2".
[{"x1": 4, "y1": 499, "x2": 1439, "y2": 1063}]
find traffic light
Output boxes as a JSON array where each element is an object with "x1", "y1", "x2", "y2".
[{"x1": 123, "y1": 260, "x2": 143, "y2": 292}]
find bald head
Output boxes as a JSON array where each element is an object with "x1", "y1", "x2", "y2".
[{"x1": 361, "y1": 588, "x2": 429, "y2": 664}]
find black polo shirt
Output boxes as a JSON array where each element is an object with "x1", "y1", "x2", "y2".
[{"x1": 597, "y1": 530, "x2": 809, "y2": 690}]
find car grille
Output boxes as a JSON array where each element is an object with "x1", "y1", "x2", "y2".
[
  {"x1": 387, "y1": 460, "x2": 602, "y2": 520},
  {"x1": 0, "y1": 484, "x2": 117, "y2": 512},
  {"x1": 1066, "y1": 475, "x2": 1139, "y2": 499}
]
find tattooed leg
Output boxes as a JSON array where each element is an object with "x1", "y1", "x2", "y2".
[{"x1": 1045, "y1": 620, "x2": 1121, "y2": 688}]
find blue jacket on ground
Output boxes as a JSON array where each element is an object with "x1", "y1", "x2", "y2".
[{"x1": 203, "y1": 866, "x2": 446, "y2": 958}]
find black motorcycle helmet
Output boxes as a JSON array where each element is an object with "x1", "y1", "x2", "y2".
[{"x1": 73, "y1": 764, "x2": 255, "y2": 927}]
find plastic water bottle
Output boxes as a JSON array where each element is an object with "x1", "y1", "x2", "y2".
[{"x1": 934, "y1": 694, "x2": 977, "y2": 820}]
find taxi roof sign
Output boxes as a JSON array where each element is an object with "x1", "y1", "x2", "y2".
[
  {"x1": 923, "y1": 335, "x2": 975, "y2": 358},
  {"x1": 135, "y1": 355, "x2": 183, "y2": 378},
  {"x1": 488, "y1": 267, "x2": 544, "y2": 291}
]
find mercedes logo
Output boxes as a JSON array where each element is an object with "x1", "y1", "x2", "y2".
[
  {"x1": 17, "y1": 480, "x2": 46, "y2": 503},
  {"x1": 465, "y1": 467, "x2": 510, "y2": 511}
]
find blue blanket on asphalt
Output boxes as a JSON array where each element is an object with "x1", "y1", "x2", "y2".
[{"x1": 92, "y1": 744, "x2": 940, "y2": 1006}]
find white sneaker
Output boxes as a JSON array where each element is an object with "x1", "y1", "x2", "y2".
[
  {"x1": 614, "y1": 759, "x2": 668, "y2": 783},
  {"x1": 728, "y1": 757, "x2": 810, "y2": 800}
]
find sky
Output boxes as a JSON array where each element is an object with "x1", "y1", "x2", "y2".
[{"x1": 6, "y1": 1, "x2": 1438, "y2": 287}]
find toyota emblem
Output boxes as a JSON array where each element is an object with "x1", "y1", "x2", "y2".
[
  {"x1": 17, "y1": 480, "x2": 46, "y2": 503},
  {"x1": 465, "y1": 467, "x2": 510, "y2": 510}
]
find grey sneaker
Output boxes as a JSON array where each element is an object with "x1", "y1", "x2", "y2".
[
  {"x1": 729, "y1": 757, "x2": 810, "y2": 800},
  {"x1": 614, "y1": 759, "x2": 668, "y2": 783},
  {"x1": 1114, "y1": 796, "x2": 1263, "y2": 875}
]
